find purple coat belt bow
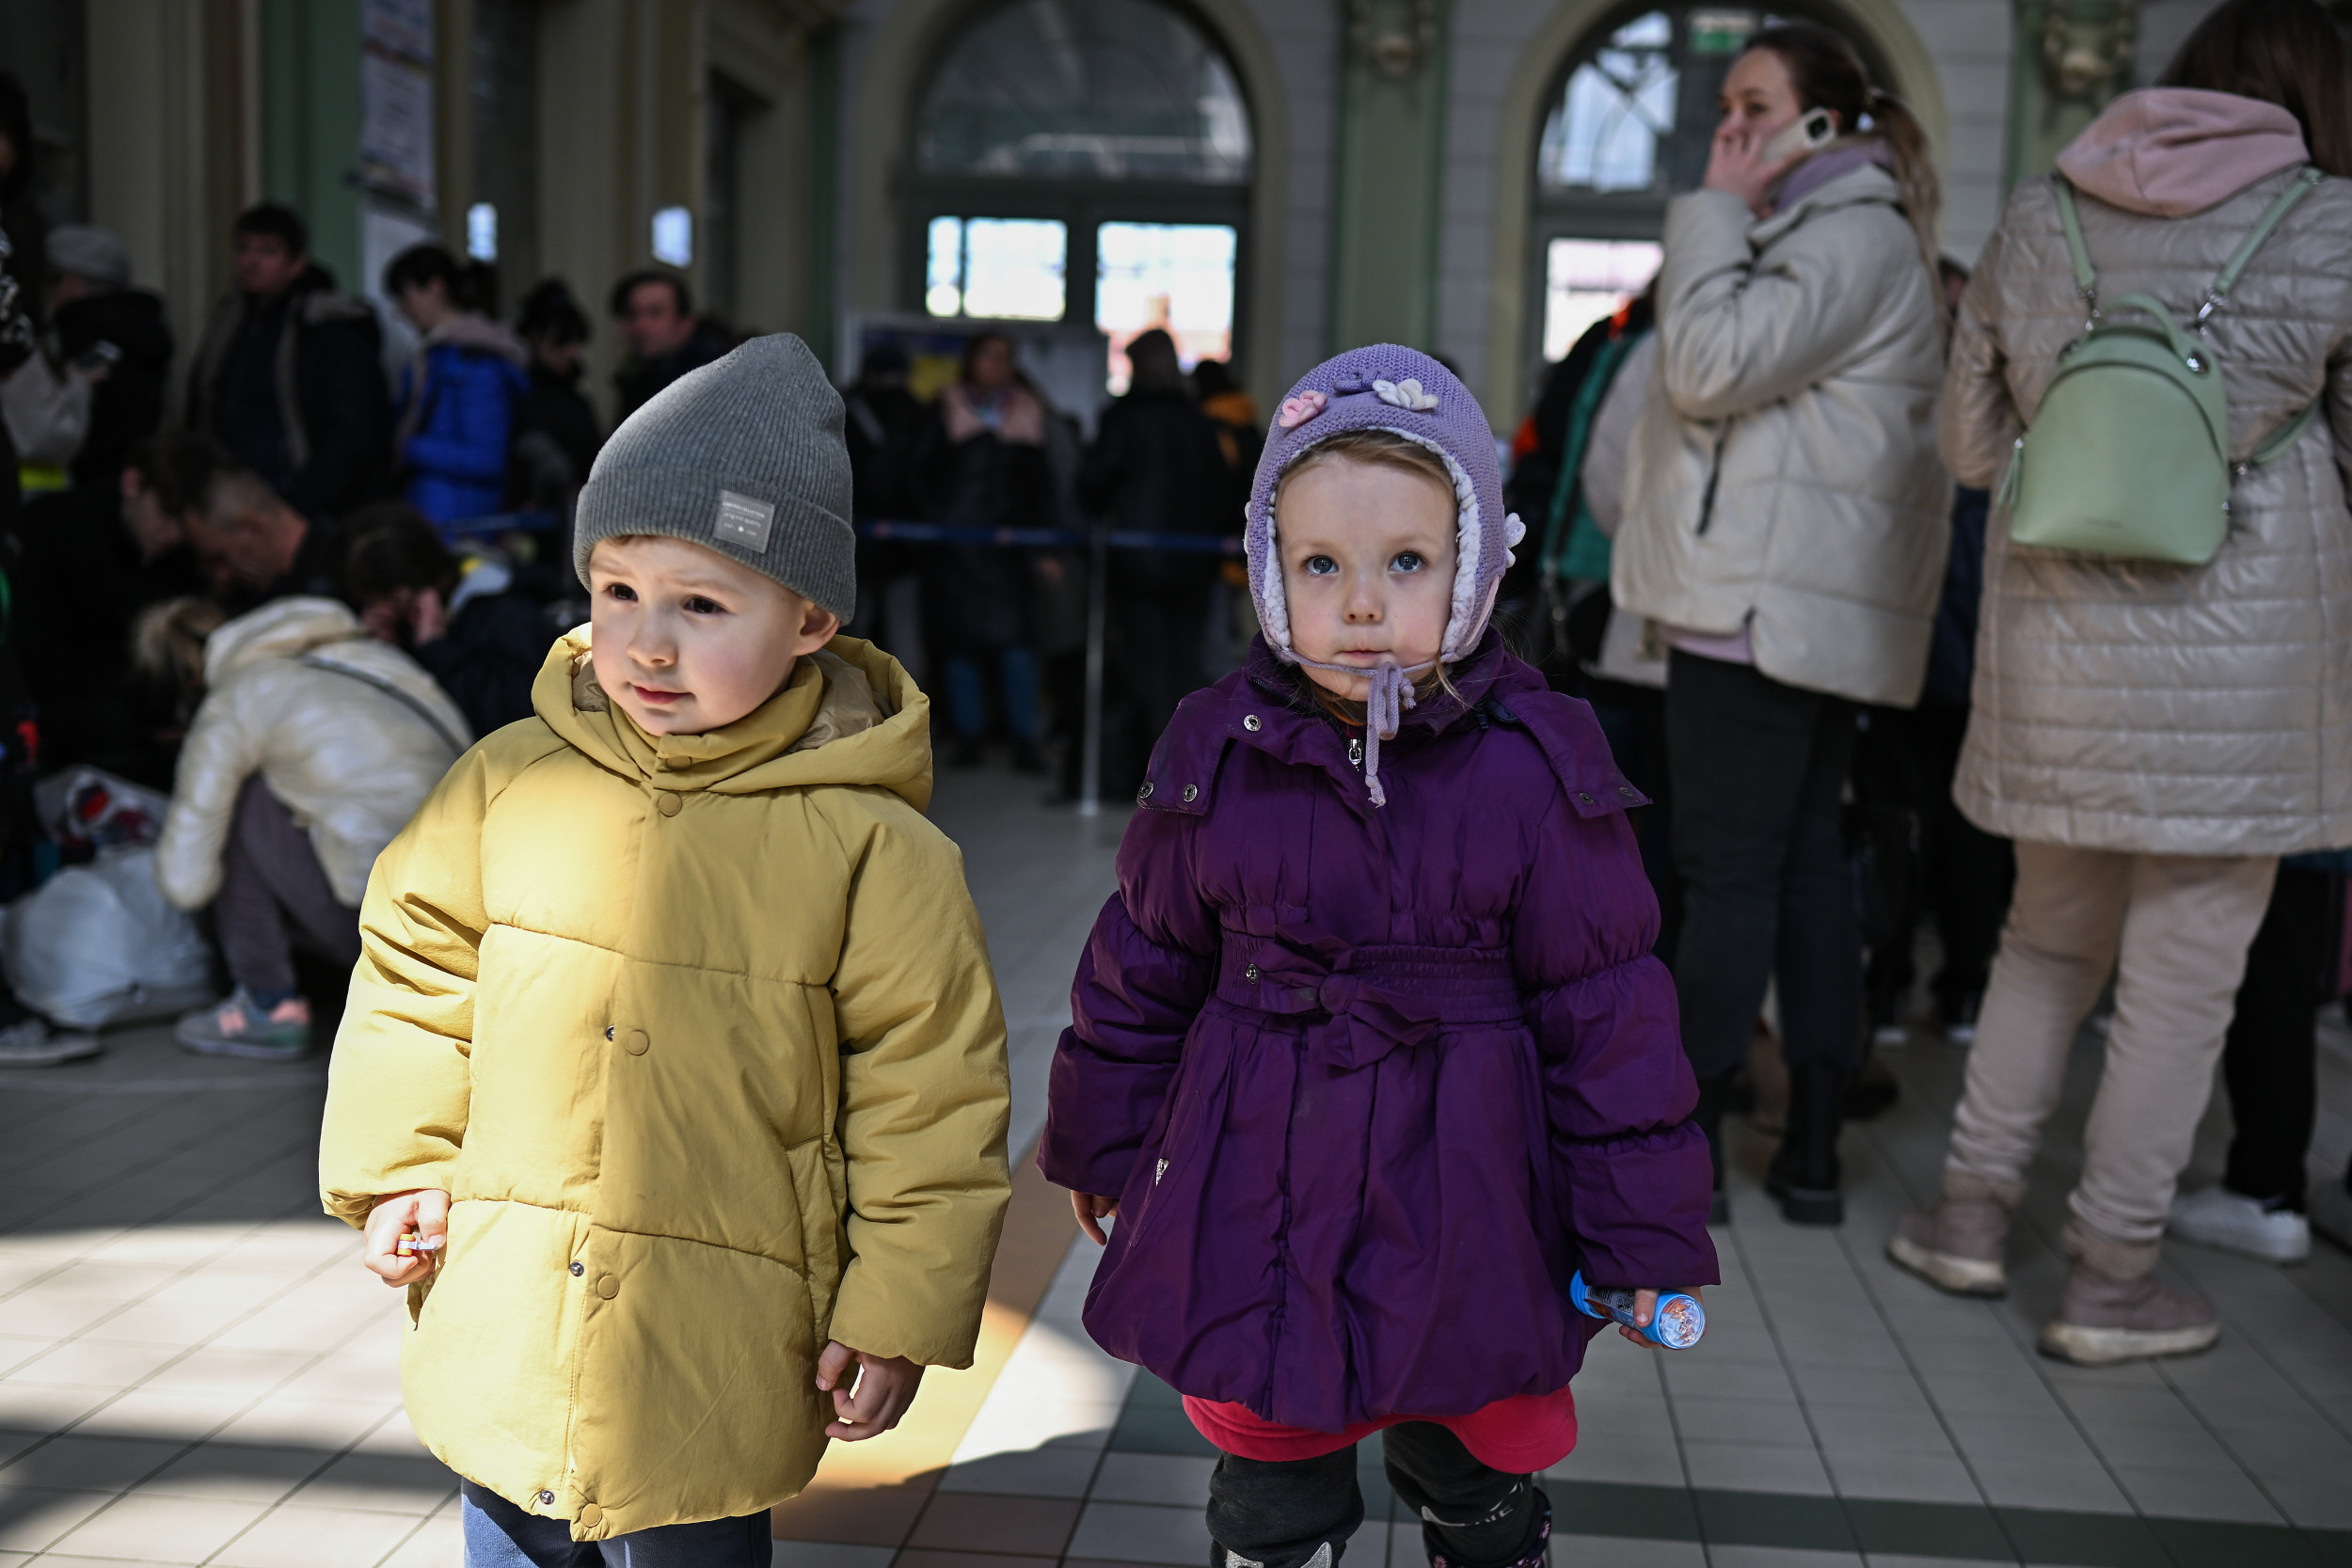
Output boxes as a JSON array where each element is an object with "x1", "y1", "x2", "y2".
[{"x1": 1222, "y1": 932, "x2": 1520, "y2": 1072}]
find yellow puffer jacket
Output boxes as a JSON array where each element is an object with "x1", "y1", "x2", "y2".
[{"x1": 319, "y1": 632, "x2": 1010, "y2": 1540}]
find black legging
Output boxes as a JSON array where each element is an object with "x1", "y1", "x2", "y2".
[
  {"x1": 2219, "y1": 865, "x2": 2338, "y2": 1207},
  {"x1": 1206, "y1": 1422, "x2": 1548, "y2": 1568},
  {"x1": 1664, "y1": 649, "x2": 1862, "y2": 1079}
]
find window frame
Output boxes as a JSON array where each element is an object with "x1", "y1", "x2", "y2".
[
  {"x1": 904, "y1": 0, "x2": 1256, "y2": 371},
  {"x1": 1525, "y1": 0, "x2": 1897, "y2": 370}
]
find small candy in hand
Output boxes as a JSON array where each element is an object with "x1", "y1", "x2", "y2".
[
  {"x1": 394, "y1": 1232, "x2": 446, "y2": 1259},
  {"x1": 1569, "y1": 1271, "x2": 1706, "y2": 1350}
]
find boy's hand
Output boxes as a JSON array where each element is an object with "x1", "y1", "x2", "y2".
[
  {"x1": 362, "y1": 1190, "x2": 450, "y2": 1288},
  {"x1": 815, "y1": 1342, "x2": 925, "y2": 1441},
  {"x1": 1073, "y1": 1192, "x2": 1120, "y2": 1245},
  {"x1": 1618, "y1": 1287, "x2": 1705, "y2": 1348}
]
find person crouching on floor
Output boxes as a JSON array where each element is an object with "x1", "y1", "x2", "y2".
[{"x1": 154, "y1": 592, "x2": 470, "y2": 1058}]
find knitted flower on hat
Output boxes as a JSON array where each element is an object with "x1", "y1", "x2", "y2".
[{"x1": 1244, "y1": 345, "x2": 1526, "y2": 805}]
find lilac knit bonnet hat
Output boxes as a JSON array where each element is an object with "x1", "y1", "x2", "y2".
[{"x1": 1246, "y1": 344, "x2": 1525, "y2": 805}]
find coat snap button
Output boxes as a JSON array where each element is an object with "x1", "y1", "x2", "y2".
[
  {"x1": 1182, "y1": 784, "x2": 1199, "y2": 801},
  {"x1": 1137, "y1": 781, "x2": 1154, "y2": 800},
  {"x1": 1577, "y1": 791, "x2": 1597, "y2": 805},
  {"x1": 655, "y1": 793, "x2": 682, "y2": 816},
  {"x1": 1243, "y1": 714, "x2": 1262, "y2": 732},
  {"x1": 538, "y1": 1491, "x2": 555, "y2": 1506},
  {"x1": 596, "y1": 1274, "x2": 619, "y2": 1299},
  {"x1": 569, "y1": 1261, "x2": 584, "y2": 1276},
  {"x1": 579, "y1": 1503, "x2": 603, "y2": 1528},
  {"x1": 1618, "y1": 784, "x2": 1640, "y2": 799},
  {"x1": 603, "y1": 1026, "x2": 614, "y2": 1041},
  {"x1": 1245, "y1": 964, "x2": 1261, "y2": 981},
  {"x1": 623, "y1": 1029, "x2": 649, "y2": 1056}
]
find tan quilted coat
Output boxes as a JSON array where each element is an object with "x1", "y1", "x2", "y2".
[
  {"x1": 1945, "y1": 165, "x2": 2352, "y2": 855},
  {"x1": 1613, "y1": 163, "x2": 1951, "y2": 705},
  {"x1": 319, "y1": 634, "x2": 1010, "y2": 1539}
]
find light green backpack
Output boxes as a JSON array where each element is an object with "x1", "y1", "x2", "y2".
[{"x1": 1999, "y1": 166, "x2": 2323, "y2": 565}]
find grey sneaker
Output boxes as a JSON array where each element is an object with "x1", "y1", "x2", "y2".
[
  {"x1": 2039, "y1": 1261, "x2": 2219, "y2": 1365},
  {"x1": 0, "y1": 1016, "x2": 101, "y2": 1067},
  {"x1": 173, "y1": 988, "x2": 312, "y2": 1060},
  {"x1": 1887, "y1": 1196, "x2": 2010, "y2": 1296}
]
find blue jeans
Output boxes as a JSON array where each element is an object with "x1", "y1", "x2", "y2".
[
  {"x1": 943, "y1": 647, "x2": 1038, "y2": 740},
  {"x1": 461, "y1": 1481, "x2": 771, "y2": 1567}
]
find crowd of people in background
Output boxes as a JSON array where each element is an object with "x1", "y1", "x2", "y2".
[
  {"x1": 1503, "y1": 0, "x2": 2352, "y2": 1367},
  {"x1": 840, "y1": 324, "x2": 1255, "y2": 797},
  {"x1": 0, "y1": 59, "x2": 805, "y2": 1069}
]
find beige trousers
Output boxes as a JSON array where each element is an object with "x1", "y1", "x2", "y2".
[{"x1": 1944, "y1": 841, "x2": 2279, "y2": 1254}]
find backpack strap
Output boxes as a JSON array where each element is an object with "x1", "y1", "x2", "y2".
[
  {"x1": 1539, "y1": 328, "x2": 1641, "y2": 583},
  {"x1": 2053, "y1": 177, "x2": 2100, "y2": 318},
  {"x1": 2198, "y1": 166, "x2": 2323, "y2": 327},
  {"x1": 298, "y1": 653, "x2": 469, "y2": 756},
  {"x1": 2243, "y1": 395, "x2": 2323, "y2": 473}
]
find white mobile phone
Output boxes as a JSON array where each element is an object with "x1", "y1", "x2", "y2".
[{"x1": 1761, "y1": 107, "x2": 1836, "y2": 164}]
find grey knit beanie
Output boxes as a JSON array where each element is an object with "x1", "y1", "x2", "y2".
[{"x1": 573, "y1": 332, "x2": 855, "y2": 623}]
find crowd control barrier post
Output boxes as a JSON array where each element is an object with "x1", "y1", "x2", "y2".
[{"x1": 1080, "y1": 525, "x2": 1109, "y2": 816}]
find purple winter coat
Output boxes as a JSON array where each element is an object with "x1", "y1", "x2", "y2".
[{"x1": 1039, "y1": 632, "x2": 1719, "y2": 1433}]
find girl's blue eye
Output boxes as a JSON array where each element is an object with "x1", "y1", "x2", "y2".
[
  {"x1": 1391, "y1": 552, "x2": 1424, "y2": 573},
  {"x1": 1304, "y1": 555, "x2": 1338, "y2": 576}
]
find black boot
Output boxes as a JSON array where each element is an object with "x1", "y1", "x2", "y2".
[
  {"x1": 1692, "y1": 1069, "x2": 1736, "y2": 1226},
  {"x1": 1766, "y1": 1064, "x2": 1848, "y2": 1226}
]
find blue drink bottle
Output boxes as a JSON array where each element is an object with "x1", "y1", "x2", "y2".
[{"x1": 1569, "y1": 1271, "x2": 1705, "y2": 1350}]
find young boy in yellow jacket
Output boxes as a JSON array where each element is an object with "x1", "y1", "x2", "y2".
[{"x1": 319, "y1": 334, "x2": 1011, "y2": 1560}]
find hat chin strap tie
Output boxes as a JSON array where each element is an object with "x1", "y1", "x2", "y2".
[{"x1": 1289, "y1": 654, "x2": 1432, "y2": 808}]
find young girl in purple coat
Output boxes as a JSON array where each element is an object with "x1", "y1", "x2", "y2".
[{"x1": 1040, "y1": 345, "x2": 1718, "y2": 1568}]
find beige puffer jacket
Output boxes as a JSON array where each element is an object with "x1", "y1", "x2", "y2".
[
  {"x1": 1945, "y1": 102, "x2": 2352, "y2": 856},
  {"x1": 155, "y1": 597, "x2": 473, "y2": 910},
  {"x1": 1613, "y1": 160, "x2": 1950, "y2": 705}
]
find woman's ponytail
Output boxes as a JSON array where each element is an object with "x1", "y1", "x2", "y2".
[
  {"x1": 1863, "y1": 87, "x2": 1944, "y2": 279},
  {"x1": 1747, "y1": 24, "x2": 1944, "y2": 279}
]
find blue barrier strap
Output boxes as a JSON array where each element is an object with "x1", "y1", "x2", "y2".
[{"x1": 857, "y1": 519, "x2": 1242, "y2": 555}]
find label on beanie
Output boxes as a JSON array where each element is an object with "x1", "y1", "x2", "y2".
[{"x1": 715, "y1": 490, "x2": 776, "y2": 551}]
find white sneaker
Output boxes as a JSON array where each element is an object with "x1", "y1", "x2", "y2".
[
  {"x1": 2168, "y1": 1185, "x2": 2310, "y2": 1264},
  {"x1": 0, "y1": 1016, "x2": 102, "y2": 1068},
  {"x1": 2310, "y1": 1183, "x2": 2352, "y2": 1256}
]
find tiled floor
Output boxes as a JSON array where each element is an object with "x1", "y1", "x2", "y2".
[{"x1": 7, "y1": 763, "x2": 2352, "y2": 1566}]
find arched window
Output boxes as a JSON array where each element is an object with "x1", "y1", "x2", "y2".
[
  {"x1": 1529, "y1": 4, "x2": 1895, "y2": 362},
  {"x1": 909, "y1": 0, "x2": 1255, "y2": 389}
]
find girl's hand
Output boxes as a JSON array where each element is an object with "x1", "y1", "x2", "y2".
[
  {"x1": 362, "y1": 1189, "x2": 449, "y2": 1287},
  {"x1": 1701, "y1": 121, "x2": 1804, "y2": 217},
  {"x1": 815, "y1": 1341, "x2": 925, "y2": 1440},
  {"x1": 1073, "y1": 1191, "x2": 1120, "y2": 1245},
  {"x1": 1618, "y1": 1286, "x2": 1705, "y2": 1348}
]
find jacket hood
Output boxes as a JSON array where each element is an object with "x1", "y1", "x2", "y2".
[
  {"x1": 2057, "y1": 88, "x2": 2310, "y2": 216},
  {"x1": 423, "y1": 311, "x2": 530, "y2": 366},
  {"x1": 532, "y1": 631, "x2": 934, "y2": 808},
  {"x1": 1748, "y1": 158, "x2": 1903, "y2": 247},
  {"x1": 204, "y1": 595, "x2": 368, "y2": 685}
]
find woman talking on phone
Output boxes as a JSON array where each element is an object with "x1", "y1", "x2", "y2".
[{"x1": 1613, "y1": 22, "x2": 1949, "y2": 1227}]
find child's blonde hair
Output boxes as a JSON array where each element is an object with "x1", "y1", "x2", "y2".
[
  {"x1": 1275, "y1": 426, "x2": 1456, "y2": 507},
  {"x1": 1273, "y1": 427, "x2": 1466, "y2": 720}
]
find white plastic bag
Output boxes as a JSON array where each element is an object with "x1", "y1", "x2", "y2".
[{"x1": 2, "y1": 846, "x2": 215, "y2": 1028}]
